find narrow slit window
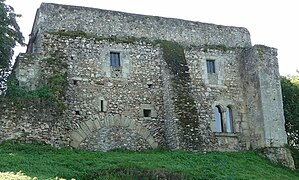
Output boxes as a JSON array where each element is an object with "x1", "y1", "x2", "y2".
[
  {"x1": 100, "y1": 100, "x2": 104, "y2": 112},
  {"x1": 207, "y1": 60, "x2": 216, "y2": 74},
  {"x1": 110, "y1": 52, "x2": 120, "y2": 67},
  {"x1": 73, "y1": 80, "x2": 78, "y2": 85},
  {"x1": 143, "y1": 109, "x2": 152, "y2": 117}
]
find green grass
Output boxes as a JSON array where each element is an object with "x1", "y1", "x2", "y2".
[{"x1": 0, "y1": 141, "x2": 298, "y2": 179}]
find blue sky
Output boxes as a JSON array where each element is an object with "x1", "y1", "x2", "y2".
[{"x1": 6, "y1": 0, "x2": 299, "y2": 75}]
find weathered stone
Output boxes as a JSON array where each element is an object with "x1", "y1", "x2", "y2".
[
  {"x1": 75, "y1": 128, "x2": 88, "y2": 139},
  {"x1": 263, "y1": 147, "x2": 295, "y2": 169},
  {"x1": 0, "y1": 2, "x2": 293, "y2": 169},
  {"x1": 85, "y1": 120, "x2": 97, "y2": 133},
  {"x1": 70, "y1": 131, "x2": 84, "y2": 147},
  {"x1": 80, "y1": 122, "x2": 92, "y2": 136},
  {"x1": 93, "y1": 119, "x2": 101, "y2": 130}
]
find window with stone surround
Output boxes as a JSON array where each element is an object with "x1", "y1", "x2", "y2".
[
  {"x1": 97, "y1": 97, "x2": 107, "y2": 112},
  {"x1": 214, "y1": 105, "x2": 234, "y2": 133},
  {"x1": 100, "y1": 100, "x2": 104, "y2": 112},
  {"x1": 140, "y1": 104, "x2": 157, "y2": 118},
  {"x1": 110, "y1": 52, "x2": 122, "y2": 78},
  {"x1": 206, "y1": 59, "x2": 216, "y2": 74},
  {"x1": 143, "y1": 109, "x2": 152, "y2": 117}
]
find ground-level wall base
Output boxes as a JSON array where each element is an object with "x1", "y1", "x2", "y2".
[{"x1": 262, "y1": 147, "x2": 295, "y2": 169}]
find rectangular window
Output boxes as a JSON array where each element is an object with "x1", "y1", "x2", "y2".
[
  {"x1": 110, "y1": 52, "x2": 120, "y2": 67},
  {"x1": 206, "y1": 60, "x2": 216, "y2": 74}
]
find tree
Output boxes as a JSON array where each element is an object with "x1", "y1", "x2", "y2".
[
  {"x1": 281, "y1": 75, "x2": 299, "y2": 147},
  {"x1": 0, "y1": 0, "x2": 25, "y2": 94}
]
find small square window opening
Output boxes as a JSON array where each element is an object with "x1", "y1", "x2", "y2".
[{"x1": 143, "y1": 109, "x2": 152, "y2": 117}]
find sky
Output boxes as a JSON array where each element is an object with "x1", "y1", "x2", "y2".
[{"x1": 6, "y1": 0, "x2": 299, "y2": 75}]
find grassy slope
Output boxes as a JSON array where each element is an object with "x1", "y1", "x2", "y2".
[{"x1": 0, "y1": 141, "x2": 298, "y2": 180}]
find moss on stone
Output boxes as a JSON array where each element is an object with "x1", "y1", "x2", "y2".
[
  {"x1": 47, "y1": 73, "x2": 67, "y2": 99},
  {"x1": 44, "y1": 51, "x2": 68, "y2": 70},
  {"x1": 51, "y1": 30, "x2": 89, "y2": 39},
  {"x1": 2, "y1": 50, "x2": 68, "y2": 112},
  {"x1": 3, "y1": 72, "x2": 67, "y2": 108},
  {"x1": 187, "y1": 44, "x2": 247, "y2": 53},
  {"x1": 5, "y1": 76, "x2": 53, "y2": 100},
  {"x1": 256, "y1": 47, "x2": 265, "y2": 58},
  {"x1": 50, "y1": 31, "x2": 153, "y2": 45},
  {"x1": 159, "y1": 40, "x2": 201, "y2": 148},
  {"x1": 202, "y1": 44, "x2": 228, "y2": 52}
]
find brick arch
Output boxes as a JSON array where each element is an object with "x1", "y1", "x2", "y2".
[{"x1": 69, "y1": 115, "x2": 158, "y2": 149}]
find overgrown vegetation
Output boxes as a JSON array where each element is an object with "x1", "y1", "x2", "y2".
[
  {"x1": 4, "y1": 76, "x2": 53, "y2": 100},
  {"x1": 281, "y1": 75, "x2": 299, "y2": 147},
  {"x1": 0, "y1": 141, "x2": 298, "y2": 179},
  {"x1": 289, "y1": 146, "x2": 299, "y2": 169},
  {"x1": 0, "y1": 0, "x2": 25, "y2": 68},
  {"x1": 47, "y1": 73, "x2": 67, "y2": 100},
  {"x1": 1, "y1": 72, "x2": 67, "y2": 112},
  {"x1": 159, "y1": 40, "x2": 200, "y2": 148},
  {"x1": 256, "y1": 46, "x2": 266, "y2": 58},
  {"x1": 1, "y1": 49, "x2": 68, "y2": 112},
  {"x1": 0, "y1": 0, "x2": 25, "y2": 94}
]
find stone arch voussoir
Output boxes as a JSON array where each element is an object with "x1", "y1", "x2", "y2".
[{"x1": 69, "y1": 115, "x2": 158, "y2": 149}]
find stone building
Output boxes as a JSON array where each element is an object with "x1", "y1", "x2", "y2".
[{"x1": 0, "y1": 3, "x2": 294, "y2": 167}]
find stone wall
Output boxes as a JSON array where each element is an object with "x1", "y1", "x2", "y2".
[
  {"x1": 15, "y1": 53, "x2": 42, "y2": 90},
  {"x1": 61, "y1": 36, "x2": 164, "y2": 151},
  {"x1": 185, "y1": 47, "x2": 248, "y2": 151},
  {"x1": 240, "y1": 45, "x2": 288, "y2": 148},
  {"x1": 2, "y1": 33, "x2": 166, "y2": 151},
  {"x1": 1, "y1": 32, "x2": 251, "y2": 152},
  {"x1": 31, "y1": 3, "x2": 251, "y2": 52},
  {"x1": 0, "y1": 99, "x2": 68, "y2": 146}
]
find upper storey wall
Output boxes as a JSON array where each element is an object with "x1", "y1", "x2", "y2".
[{"x1": 33, "y1": 3, "x2": 251, "y2": 47}]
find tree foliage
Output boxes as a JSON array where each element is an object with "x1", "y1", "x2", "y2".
[
  {"x1": 281, "y1": 75, "x2": 299, "y2": 147},
  {"x1": 0, "y1": 0, "x2": 24, "y2": 94}
]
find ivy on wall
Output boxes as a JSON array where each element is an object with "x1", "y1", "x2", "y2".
[
  {"x1": 3, "y1": 73, "x2": 67, "y2": 109},
  {"x1": 1, "y1": 51, "x2": 68, "y2": 111}
]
